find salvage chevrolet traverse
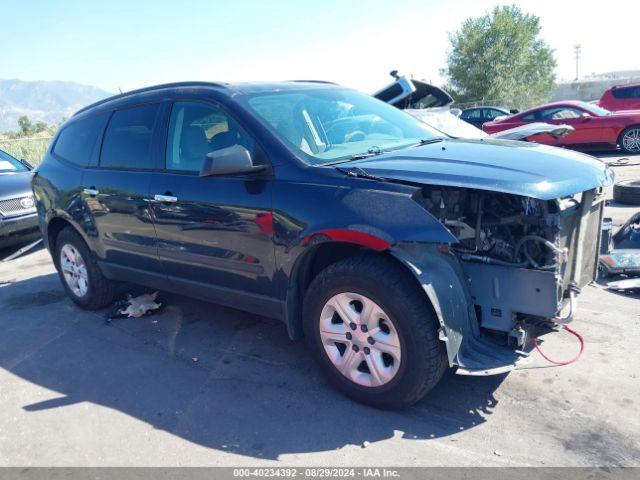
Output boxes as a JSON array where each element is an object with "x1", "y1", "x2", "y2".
[{"x1": 32, "y1": 81, "x2": 613, "y2": 408}]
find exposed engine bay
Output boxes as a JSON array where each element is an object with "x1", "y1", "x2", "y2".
[
  {"x1": 413, "y1": 186, "x2": 604, "y2": 348},
  {"x1": 414, "y1": 187, "x2": 566, "y2": 270}
]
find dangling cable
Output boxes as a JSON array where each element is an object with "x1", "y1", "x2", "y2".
[{"x1": 532, "y1": 325, "x2": 584, "y2": 366}]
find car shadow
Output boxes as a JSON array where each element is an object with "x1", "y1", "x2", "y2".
[{"x1": 0, "y1": 272, "x2": 506, "y2": 460}]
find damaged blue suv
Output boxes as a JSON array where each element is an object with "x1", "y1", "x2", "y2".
[{"x1": 32, "y1": 81, "x2": 613, "y2": 408}]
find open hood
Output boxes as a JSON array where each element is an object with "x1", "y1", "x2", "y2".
[
  {"x1": 339, "y1": 138, "x2": 614, "y2": 200},
  {"x1": 373, "y1": 75, "x2": 453, "y2": 109}
]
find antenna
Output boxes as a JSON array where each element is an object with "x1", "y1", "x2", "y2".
[{"x1": 118, "y1": 87, "x2": 123, "y2": 94}]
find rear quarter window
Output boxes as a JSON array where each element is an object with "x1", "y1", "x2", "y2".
[{"x1": 53, "y1": 114, "x2": 107, "y2": 166}]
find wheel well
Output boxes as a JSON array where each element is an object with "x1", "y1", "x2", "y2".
[
  {"x1": 47, "y1": 217, "x2": 72, "y2": 252},
  {"x1": 618, "y1": 124, "x2": 640, "y2": 144},
  {"x1": 285, "y1": 242, "x2": 420, "y2": 340}
]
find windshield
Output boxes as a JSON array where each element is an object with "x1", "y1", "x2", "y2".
[
  {"x1": 243, "y1": 88, "x2": 443, "y2": 165},
  {"x1": 0, "y1": 149, "x2": 27, "y2": 173},
  {"x1": 580, "y1": 102, "x2": 610, "y2": 116}
]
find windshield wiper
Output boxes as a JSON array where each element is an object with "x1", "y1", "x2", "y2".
[
  {"x1": 414, "y1": 137, "x2": 445, "y2": 146},
  {"x1": 347, "y1": 145, "x2": 390, "y2": 160},
  {"x1": 336, "y1": 166, "x2": 384, "y2": 181}
]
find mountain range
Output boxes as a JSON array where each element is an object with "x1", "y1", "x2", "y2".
[{"x1": 0, "y1": 79, "x2": 112, "y2": 131}]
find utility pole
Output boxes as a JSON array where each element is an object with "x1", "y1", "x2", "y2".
[{"x1": 573, "y1": 44, "x2": 581, "y2": 81}]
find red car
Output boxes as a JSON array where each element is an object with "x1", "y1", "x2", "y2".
[
  {"x1": 483, "y1": 101, "x2": 640, "y2": 153},
  {"x1": 598, "y1": 83, "x2": 640, "y2": 111}
]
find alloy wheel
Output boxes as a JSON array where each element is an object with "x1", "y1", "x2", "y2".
[
  {"x1": 319, "y1": 292, "x2": 402, "y2": 387},
  {"x1": 60, "y1": 244, "x2": 89, "y2": 297},
  {"x1": 622, "y1": 128, "x2": 640, "y2": 153}
]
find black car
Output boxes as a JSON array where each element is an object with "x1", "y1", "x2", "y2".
[
  {"x1": 460, "y1": 107, "x2": 512, "y2": 128},
  {"x1": 33, "y1": 81, "x2": 612, "y2": 408},
  {"x1": 0, "y1": 149, "x2": 39, "y2": 249}
]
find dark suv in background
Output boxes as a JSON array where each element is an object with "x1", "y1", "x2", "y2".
[
  {"x1": 33, "y1": 81, "x2": 612, "y2": 408},
  {"x1": 0, "y1": 148, "x2": 39, "y2": 249}
]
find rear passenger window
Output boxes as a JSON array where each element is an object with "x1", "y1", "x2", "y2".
[
  {"x1": 54, "y1": 114, "x2": 106, "y2": 166},
  {"x1": 613, "y1": 87, "x2": 640, "y2": 99},
  {"x1": 100, "y1": 103, "x2": 160, "y2": 169}
]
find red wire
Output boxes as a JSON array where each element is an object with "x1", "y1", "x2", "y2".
[{"x1": 532, "y1": 325, "x2": 584, "y2": 366}]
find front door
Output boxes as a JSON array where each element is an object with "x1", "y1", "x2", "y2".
[
  {"x1": 537, "y1": 106, "x2": 603, "y2": 147},
  {"x1": 148, "y1": 101, "x2": 278, "y2": 317}
]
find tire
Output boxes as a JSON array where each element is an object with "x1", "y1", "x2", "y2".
[
  {"x1": 613, "y1": 180, "x2": 640, "y2": 205},
  {"x1": 303, "y1": 254, "x2": 447, "y2": 409},
  {"x1": 618, "y1": 126, "x2": 640, "y2": 154},
  {"x1": 53, "y1": 227, "x2": 117, "y2": 309}
]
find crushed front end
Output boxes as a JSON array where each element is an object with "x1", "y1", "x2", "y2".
[{"x1": 402, "y1": 185, "x2": 607, "y2": 375}]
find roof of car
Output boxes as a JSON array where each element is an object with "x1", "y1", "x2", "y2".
[
  {"x1": 73, "y1": 80, "x2": 340, "y2": 116},
  {"x1": 611, "y1": 82, "x2": 640, "y2": 90},
  {"x1": 463, "y1": 106, "x2": 508, "y2": 111},
  {"x1": 516, "y1": 100, "x2": 593, "y2": 115}
]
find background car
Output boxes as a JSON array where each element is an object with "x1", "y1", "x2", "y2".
[
  {"x1": 598, "y1": 83, "x2": 640, "y2": 111},
  {"x1": 460, "y1": 107, "x2": 512, "y2": 128},
  {"x1": 0, "y1": 149, "x2": 39, "y2": 249},
  {"x1": 482, "y1": 100, "x2": 640, "y2": 153}
]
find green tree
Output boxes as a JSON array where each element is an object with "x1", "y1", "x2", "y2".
[
  {"x1": 16, "y1": 115, "x2": 52, "y2": 137},
  {"x1": 443, "y1": 5, "x2": 556, "y2": 109}
]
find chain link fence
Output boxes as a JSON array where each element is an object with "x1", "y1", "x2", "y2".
[{"x1": 0, "y1": 136, "x2": 53, "y2": 167}]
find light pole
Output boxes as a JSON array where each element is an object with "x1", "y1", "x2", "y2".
[{"x1": 573, "y1": 44, "x2": 581, "y2": 81}]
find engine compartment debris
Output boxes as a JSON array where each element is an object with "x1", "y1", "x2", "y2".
[
  {"x1": 105, "y1": 291, "x2": 163, "y2": 323},
  {"x1": 414, "y1": 187, "x2": 565, "y2": 270}
]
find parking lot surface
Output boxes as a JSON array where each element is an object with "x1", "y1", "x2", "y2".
[{"x1": 0, "y1": 153, "x2": 639, "y2": 467}]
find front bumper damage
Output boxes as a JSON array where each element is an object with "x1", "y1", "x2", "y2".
[{"x1": 391, "y1": 188, "x2": 605, "y2": 375}]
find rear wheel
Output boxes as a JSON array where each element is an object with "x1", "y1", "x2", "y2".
[
  {"x1": 54, "y1": 227, "x2": 117, "y2": 309},
  {"x1": 619, "y1": 126, "x2": 640, "y2": 154},
  {"x1": 303, "y1": 255, "x2": 447, "y2": 409}
]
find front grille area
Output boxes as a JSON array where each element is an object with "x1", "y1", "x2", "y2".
[{"x1": 0, "y1": 196, "x2": 36, "y2": 218}]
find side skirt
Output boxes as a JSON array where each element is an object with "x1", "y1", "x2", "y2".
[{"x1": 98, "y1": 262, "x2": 285, "y2": 321}]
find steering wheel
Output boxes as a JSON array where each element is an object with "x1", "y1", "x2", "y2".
[{"x1": 344, "y1": 130, "x2": 366, "y2": 143}]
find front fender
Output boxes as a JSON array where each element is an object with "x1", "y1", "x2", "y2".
[{"x1": 390, "y1": 243, "x2": 477, "y2": 366}]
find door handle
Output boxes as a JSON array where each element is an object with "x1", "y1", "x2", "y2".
[
  {"x1": 153, "y1": 194, "x2": 178, "y2": 203},
  {"x1": 83, "y1": 187, "x2": 99, "y2": 196}
]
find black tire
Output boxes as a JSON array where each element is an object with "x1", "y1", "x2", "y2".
[
  {"x1": 53, "y1": 227, "x2": 117, "y2": 309},
  {"x1": 618, "y1": 125, "x2": 640, "y2": 154},
  {"x1": 613, "y1": 180, "x2": 640, "y2": 205},
  {"x1": 303, "y1": 254, "x2": 447, "y2": 409}
]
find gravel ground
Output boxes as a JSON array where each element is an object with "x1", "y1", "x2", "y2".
[{"x1": 0, "y1": 152, "x2": 638, "y2": 467}]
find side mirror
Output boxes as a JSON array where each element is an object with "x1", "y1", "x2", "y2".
[
  {"x1": 580, "y1": 112, "x2": 592, "y2": 121},
  {"x1": 199, "y1": 145, "x2": 266, "y2": 177},
  {"x1": 509, "y1": 109, "x2": 519, "y2": 114}
]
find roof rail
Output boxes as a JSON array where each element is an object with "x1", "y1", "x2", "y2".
[
  {"x1": 286, "y1": 80, "x2": 339, "y2": 85},
  {"x1": 73, "y1": 81, "x2": 228, "y2": 117}
]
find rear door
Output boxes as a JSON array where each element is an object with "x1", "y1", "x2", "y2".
[
  {"x1": 82, "y1": 102, "x2": 164, "y2": 276},
  {"x1": 148, "y1": 100, "x2": 279, "y2": 317}
]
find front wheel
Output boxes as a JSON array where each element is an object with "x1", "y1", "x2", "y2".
[
  {"x1": 303, "y1": 255, "x2": 447, "y2": 409},
  {"x1": 619, "y1": 126, "x2": 640, "y2": 154}
]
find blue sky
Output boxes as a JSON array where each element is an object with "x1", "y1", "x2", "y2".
[{"x1": 2, "y1": 0, "x2": 638, "y2": 93}]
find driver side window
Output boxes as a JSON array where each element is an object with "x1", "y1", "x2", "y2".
[{"x1": 166, "y1": 101, "x2": 260, "y2": 172}]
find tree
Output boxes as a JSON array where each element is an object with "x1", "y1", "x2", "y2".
[
  {"x1": 16, "y1": 115, "x2": 52, "y2": 137},
  {"x1": 443, "y1": 5, "x2": 556, "y2": 109}
]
